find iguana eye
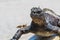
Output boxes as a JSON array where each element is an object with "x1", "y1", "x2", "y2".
[
  {"x1": 31, "y1": 11, "x2": 36, "y2": 14},
  {"x1": 33, "y1": 11, "x2": 40, "y2": 13},
  {"x1": 33, "y1": 12, "x2": 36, "y2": 13}
]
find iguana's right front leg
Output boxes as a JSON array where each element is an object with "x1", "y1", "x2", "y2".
[{"x1": 11, "y1": 26, "x2": 30, "y2": 40}]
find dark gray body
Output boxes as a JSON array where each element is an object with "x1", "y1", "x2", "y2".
[{"x1": 11, "y1": 7, "x2": 60, "y2": 40}]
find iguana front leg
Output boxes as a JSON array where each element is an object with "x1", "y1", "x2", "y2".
[
  {"x1": 11, "y1": 29, "x2": 23, "y2": 40},
  {"x1": 11, "y1": 25, "x2": 30, "y2": 40}
]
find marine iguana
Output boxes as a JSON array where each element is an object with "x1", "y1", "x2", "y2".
[{"x1": 11, "y1": 7, "x2": 60, "y2": 40}]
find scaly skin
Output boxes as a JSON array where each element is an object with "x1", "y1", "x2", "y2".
[{"x1": 11, "y1": 7, "x2": 60, "y2": 40}]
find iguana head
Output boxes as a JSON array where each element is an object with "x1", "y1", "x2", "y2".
[
  {"x1": 30, "y1": 7, "x2": 42, "y2": 19},
  {"x1": 30, "y1": 7, "x2": 45, "y2": 25}
]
